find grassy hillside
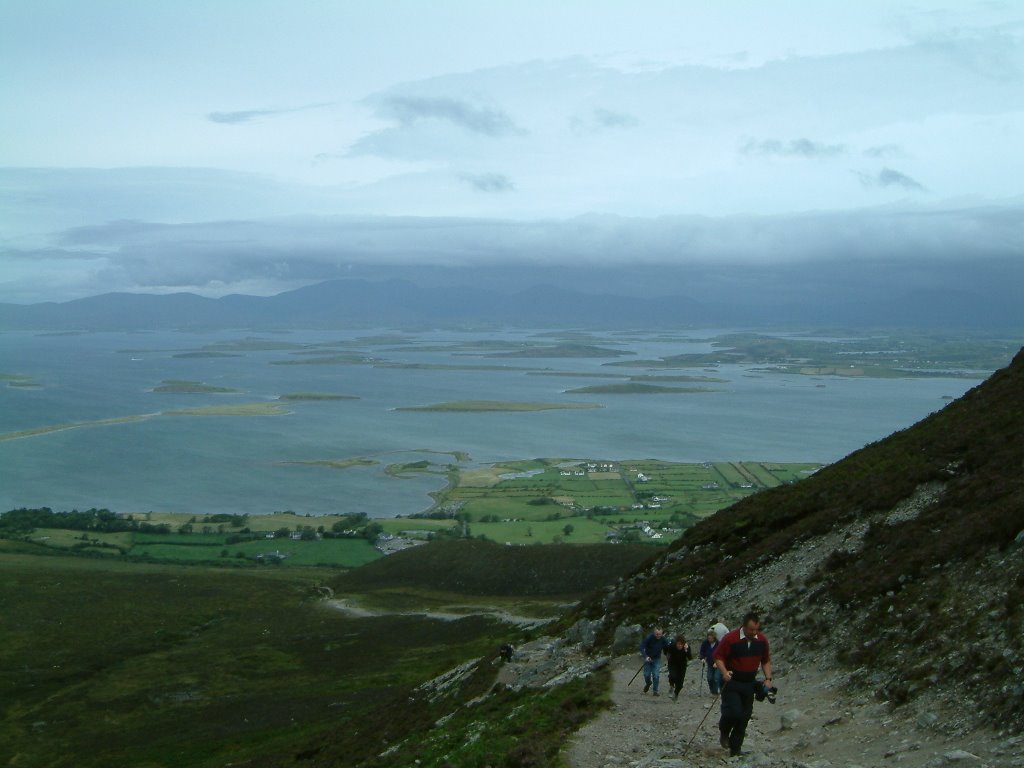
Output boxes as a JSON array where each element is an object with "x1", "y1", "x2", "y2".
[{"x1": 333, "y1": 539, "x2": 654, "y2": 597}]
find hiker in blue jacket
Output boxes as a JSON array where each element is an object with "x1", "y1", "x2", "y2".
[
  {"x1": 699, "y1": 628, "x2": 723, "y2": 694},
  {"x1": 639, "y1": 626, "x2": 670, "y2": 695}
]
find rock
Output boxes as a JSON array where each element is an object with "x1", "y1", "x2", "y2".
[
  {"x1": 613, "y1": 623, "x2": 643, "y2": 653},
  {"x1": 1014, "y1": 530, "x2": 1024, "y2": 546},
  {"x1": 943, "y1": 750, "x2": 980, "y2": 762},
  {"x1": 781, "y1": 709, "x2": 802, "y2": 730},
  {"x1": 566, "y1": 617, "x2": 602, "y2": 649},
  {"x1": 916, "y1": 710, "x2": 939, "y2": 729}
]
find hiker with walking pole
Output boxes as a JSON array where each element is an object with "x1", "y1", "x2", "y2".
[
  {"x1": 713, "y1": 612, "x2": 773, "y2": 758},
  {"x1": 638, "y1": 626, "x2": 670, "y2": 696}
]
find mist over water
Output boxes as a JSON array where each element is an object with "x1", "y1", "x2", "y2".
[{"x1": 0, "y1": 329, "x2": 981, "y2": 517}]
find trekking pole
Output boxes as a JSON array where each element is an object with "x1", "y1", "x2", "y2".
[
  {"x1": 696, "y1": 662, "x2": 703, "y2": 693},
  {"x1": 681, "y1": 690, "x2": 721, "y2": 759},
  {"x1": 628, "y1": 662, "x2": 646, "y2": 686}
]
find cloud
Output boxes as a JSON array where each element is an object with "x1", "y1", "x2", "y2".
[
  {"x1": 457, "y1": 172, "x2": 515, "y2": 193},
  {"x1": 741, "y1": 138, "x2": 847, "y2": 158},
  {"x1": 207, "y1": 102, "x2": 331, "y2": 125},
  {"x1": 858, "y1": 167, "x2": 927, "y2": 191},
  {"x1": 372, "y1": 95, "x2": 523, "y2": 137},
  {"x1": 864, "y1": 144, "x2": 904, "y2": 158},
  {"x1": 570, "y1": 107, "x2": 639, "y2": 134},
  {"x1": 39, "y1": 202, "x2": 1022, "y2": 299}
]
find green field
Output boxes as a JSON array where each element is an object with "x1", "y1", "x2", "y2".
[{"x1": 433, "y1": 458, "x2": 822, "y2": 545}]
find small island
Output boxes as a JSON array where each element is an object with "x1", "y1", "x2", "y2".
[
  {"x1": 395, "y1": 400, "x2": 603, "y2": 412},
  {"x1": 277, "y1": 392, "x2": 360, "y2": 401},
  {"x1": 153, "y1": 379, "x2": 241, "y2": 394},
  {"x1": 565, "y1": 383, "x2": 719, "y2": 395},
  {"x1": 171, "y1": 351, "x2": 243, "y2": 359},
  {"x1": 164, "y1": 403, "x2": 288, "y2": 417},
  {"x1": 279, "y1": 457, "x2": 378, "y2": 470}
]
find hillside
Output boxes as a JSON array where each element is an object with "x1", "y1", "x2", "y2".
[
  {"x1": 265, "y1": 347, "x2": 1023, "y2": 767},
  {"x1": 332, "y1": 539, "x2": 656, "y2": 597}
]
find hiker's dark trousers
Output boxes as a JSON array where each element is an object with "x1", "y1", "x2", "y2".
[
  {"x1": 668, "y1": 667, "x2": 686, "y2": 697},
  {"x1": 719, "y1": 679, "x2": 756, "y2": 753}
]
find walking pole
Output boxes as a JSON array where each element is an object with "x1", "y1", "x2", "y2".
[
  {"x1": 696, "y1": 662, "x2": 704, "y2": 693},
  {"x1": 681, "y1": 689, "x2": 721, "y2": 759},
  {"x1": 628, "y1": 662, "x2": 646, "y2": 686}
]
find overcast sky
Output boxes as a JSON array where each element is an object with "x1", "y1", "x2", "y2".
[{"x1": 1, "y1": 0, "x2": 1023, "y2": 302}]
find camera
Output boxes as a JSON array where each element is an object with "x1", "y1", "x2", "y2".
[{"x1": 755, "y1": 682, "x2": 777, "y2": 704}]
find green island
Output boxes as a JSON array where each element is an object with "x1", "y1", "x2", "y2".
[
  {"x1": 203, "y1": 337, "x2": 310, "y2": 352},
  {"x1": 2, "y1": 373, "x2": 41, "y2": 388},
  {"x1": 279, "y1": 457, "x2": 378, "y2": 470},
  {"x1": 603, "y1": 331, "x2": 1012, "y2": 378},
  {"x1": 0, "y1": 414, "x2": 157, "y2": 442},
  {"x1": 374, "y1": 362, "x2": 542, "y2": 372},
  {"x1": 171, "y1": 351, "x2": 243, "y2": 358},
  {"x1": 164, "y1": 402, "x2": 289, "y2": 417},
  {"x1": 385, "y1": 459, "x2": 439, "y2": 477},
  {"x1": 152, "y1": 379, "x2": 241, "y2": 394},
  {"x1": 395, "y1": 400, "x2": 604, "y2": 412},
  {"x1": 271, "y1": 353, "x2": 378, "y2": 365},
  {"x1": 564, "y1": 383, "x2": 720, "y2": 395},
  {"x1": 277, "y1": 392, "x2": 359, "y2": 401},
  {"x1": 484, "y1": 342, "x2": 634, "y2": 359}
]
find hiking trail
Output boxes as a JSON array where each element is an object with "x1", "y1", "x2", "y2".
[{"x1": 563, "y1": 652, "x2": 1019, "y2": 768}]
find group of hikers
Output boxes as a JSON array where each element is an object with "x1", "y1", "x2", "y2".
[{"x1": 638, "y1": 612, "x2": 774, "y2": 758}]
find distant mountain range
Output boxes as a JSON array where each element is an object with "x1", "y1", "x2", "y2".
[{"x1": 1, "y1": 269, "x2": 1021, "y2": 331}]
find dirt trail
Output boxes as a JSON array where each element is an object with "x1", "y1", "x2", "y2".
[
  {"x1": 324, "y1": 598, "x2": 552, "y2": 627},
  {"x1": 565, "y1": 653, "x2": 1019, "y2": 768}
]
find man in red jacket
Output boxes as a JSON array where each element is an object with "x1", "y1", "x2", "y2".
[{"x1": 713, "y1": 612, "x2": 773, "y2": 757}]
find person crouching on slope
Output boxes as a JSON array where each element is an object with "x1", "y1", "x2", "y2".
[
  {"x1": 639, "y1": 626, "x2": 670, "y2": 695},
  {"x1": 664, "y1": 634, "x2": 692, "y2": 700},
  {"x1": 713, "y1": 612, "x2": 773, "y2": 757}
]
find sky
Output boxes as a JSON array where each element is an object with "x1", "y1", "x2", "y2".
[{"x1": 1, "y1": 0, "x2": 1023, "y2": 303}]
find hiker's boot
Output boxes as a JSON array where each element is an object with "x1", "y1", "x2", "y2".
[
  {"x1": 720, "y1": 729, "x2": 730, "y2": 749},
  {"x1": 653, "y1": 690, "x2": 659, "y2": 696},
  {"x1": 643, "y1": 681, "x2": 651, "y2": 693}
]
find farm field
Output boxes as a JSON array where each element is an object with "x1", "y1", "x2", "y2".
[
  {"x1": 2, "y1": 459, "x2": 822, "y2": 562},
  {"x1": 433, "y1": 458, "x2": 821, "y2": 545}
]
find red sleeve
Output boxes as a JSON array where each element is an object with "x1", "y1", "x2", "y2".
[
  {"x1": 761, "y1": 636, "x2": 771, "y2": 664},
  {"x1": 712, "y1": 636, "x2": 730, "y2": 664}
]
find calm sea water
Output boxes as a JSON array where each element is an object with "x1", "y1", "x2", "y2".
[{"x1": 0, "y1": 329, "x2": 983, "y2": 517}]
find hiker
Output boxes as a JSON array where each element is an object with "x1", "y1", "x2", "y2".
[
  {"x1": 713, "y1": 612, "x2": 773, "y2": 758},
  {"x1": 664, "y1": 634, "x2": 692, "y2": 699},
  {"x1": 499, "y1": 642, "x2": 515, "y2": 663},
  {"x1": 639, "y1": 626, "x2": 670, "y2": 695},
  {"x1": 699, "y1": 629, "x2": 722, "y2": 694}
]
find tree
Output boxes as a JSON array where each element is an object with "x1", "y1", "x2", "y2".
[
  {"x1": 363, "y1": 522, "x2": 384, "y2": 541},
  {"x1": 562, "y1": 523, "x2": 575, "y2": 537}
]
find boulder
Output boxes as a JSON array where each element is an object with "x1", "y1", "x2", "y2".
[
  {"x1": 781, "y1": 709, "x2": 802, "y2": 730},
  {"x1": 565, "y1": 617, "x2": 602, "y2": 649},
  {"x1": 613, "y1": 623, "x2": 642, "y2": 653}
]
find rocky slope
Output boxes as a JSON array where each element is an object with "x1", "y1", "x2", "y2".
[{"x1": 547, "y1": 347, "x2": 1024, "y2": 765}]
